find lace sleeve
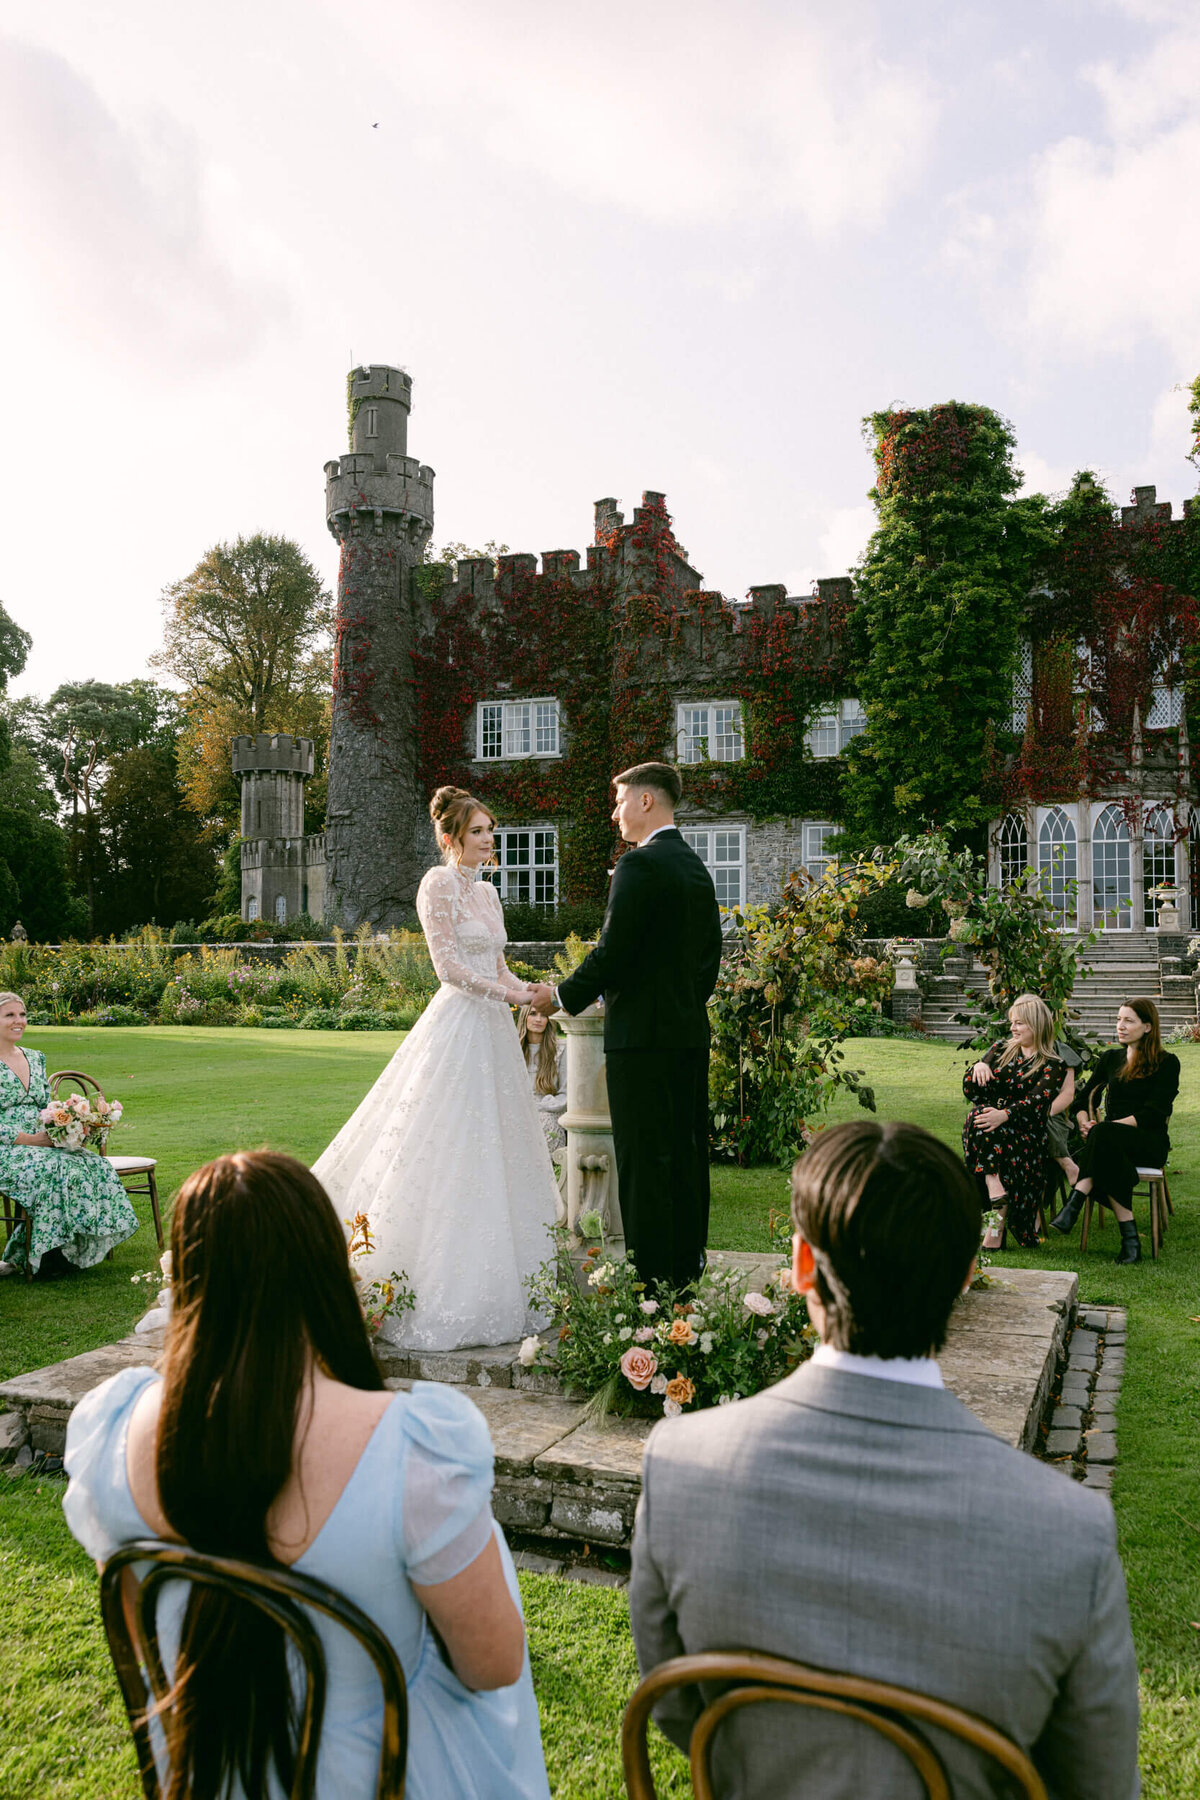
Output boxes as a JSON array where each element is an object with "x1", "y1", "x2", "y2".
[
  {"x1": 488, "y1": 885, "x2": 536, "y2": 1004},
  {"x1": 417, "y1": 871, "x2": 532, "y2": 1004}
]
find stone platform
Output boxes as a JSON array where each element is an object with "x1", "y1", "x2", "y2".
[{"x1": 0, "y1": 1264, "x2": 1076, "y2": 1549}]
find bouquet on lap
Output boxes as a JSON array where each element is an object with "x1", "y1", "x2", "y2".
[{"x1": 39, "y1": 1092, "x2": 123, "y2": 1152}]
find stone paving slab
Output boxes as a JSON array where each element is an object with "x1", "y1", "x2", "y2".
[{"x1": 0, "y1": 1266, "x2": 1077, "y2": 1540}]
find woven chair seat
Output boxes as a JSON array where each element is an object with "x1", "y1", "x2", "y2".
[{"x1": 105, "y1": 1155, "x2": 157, "y2": 1174}]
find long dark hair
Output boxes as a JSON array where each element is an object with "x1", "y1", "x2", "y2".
[
  {"x1": 155, "y1": 1152, "x2": 383, "y2": 1800},
  {"x1": 1111, "y1": 996, "x2": 1164, "y2": 1082}
]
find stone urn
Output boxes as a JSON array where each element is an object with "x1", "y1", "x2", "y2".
[
  {"x1": 555, "y1": 1006, "x2": 623, "y2": 1247},
  {"x1": 893, "y1": 954, "x2": 919, "y2": 993},
  {"x1": 1155, "y1": 887, "x2": 1181, "y2": 932}
]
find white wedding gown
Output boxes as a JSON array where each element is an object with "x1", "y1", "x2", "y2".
[{"x1": 313, "y1": 865, "x2": 560, "y2": 1350}]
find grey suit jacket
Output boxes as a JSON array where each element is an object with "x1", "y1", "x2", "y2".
[{"x1": 630, "y1": 1362, "x2": 1139, "y2": 1800}]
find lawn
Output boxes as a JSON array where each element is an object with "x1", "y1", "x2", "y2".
[{"x1": 1, "y1": 1029, "x2": 1198, "y2": 1796}]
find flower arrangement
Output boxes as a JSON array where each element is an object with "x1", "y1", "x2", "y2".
[
  {"x1": 345, "y1": 1211, "x2": 417, "y2": 1337},
  {"x1": 525, "y1": 1227, "x2": 813, "y2": 1419},
  {"x1": 40, "y1": 1091, "x2": 123, "y2": 1152}
]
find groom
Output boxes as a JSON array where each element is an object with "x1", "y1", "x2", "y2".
[{"x1": 531, "y1": 762, "x2": 723, "y2": 1292}]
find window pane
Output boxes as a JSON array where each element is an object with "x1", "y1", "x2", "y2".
[
  {"x1": 535, "y1": 701, "x2": 559, "y2": 754},
  {"x1": 504, "y1": 832, "x2": 531, "y2": 867},
  {"x1": 714, "y1": 831, "x2": 739, "y2": 863},
  {"x1": 807, "y1": 714, "x2": 838, "y2": 758},
  {"x1": 678, "y1": 707, "x2": 708, "y2": 765},
  {"x1": 682, "y1": 829, "x2": 710, "y2": 863},
  {"x1": 480, "y1": 703, "x2": 503, "y2": 759},
  {"x1": 713, "y1": 705, "x2": 743, "y2": 762},
  {"x1": 839, "y1": 699, "x2": 866, "y2": 749},
  {"x1": 713, "y1": 866, "x2": 741, "y2": 906},
  {"x1": 504, "y1": 703, "x2": 531, "y2": 757}
]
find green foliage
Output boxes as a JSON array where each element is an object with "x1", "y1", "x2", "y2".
[
  {"x1": 526, "y1": 1229, "x2": 812, "y2": 1419},
  {"x1": 841, "y1": 402, "x2": 1053, "y2": 846},
  {"x1": 503, "y1": 900, "x2": 606, "y2": 942},
  {"x1": 894, "y1": 828, "x2": 1094, "y2": 1048},
  {"x1": 708, "y1": 858, "x2": 891, "y2": 1165}
]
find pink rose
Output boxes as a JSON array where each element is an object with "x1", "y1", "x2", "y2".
[
  {"x1": 620, "y1": 1345, "x2": 658, "y2": 1391},
  {"x1": 634, "y1": 1326, "x2": 655, "y2": 1343},
  {"x1": 743, "y1": 1291, "x2": 774, "y2": 1317}
]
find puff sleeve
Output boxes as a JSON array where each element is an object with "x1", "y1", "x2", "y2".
[
  {"x1": 398, "y1": 1382, "x2": 497, "y2": 1587},
  {"x1": 63, "y1": 1366, "x2": 160, "y2": 1562}
]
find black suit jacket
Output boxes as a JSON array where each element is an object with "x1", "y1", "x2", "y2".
[{"x1": 557, "y1": 828, "x2": 723, "y2": 1051}]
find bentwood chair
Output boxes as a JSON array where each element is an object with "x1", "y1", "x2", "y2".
[
  {"x1": 622, "y1": 1652, "x2": 1049, "y2": 1800},
  {"x1": 1081, "y1": 1166, "x2": 1172, "y2": 1259},
  {"x1": 100, "y1": 1540, "x2": 409, "y2": 1800},
  {"x1": 50, "y1": 1069, "x2": 164, "y2": 1251}
]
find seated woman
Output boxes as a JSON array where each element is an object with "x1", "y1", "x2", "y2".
[
  {"x1": 516, "y1": 1002, "x2": 567, "y2": 1163},
  {"x1": 963, "y1": 993, "x2": 1063, "y2": 1249},
  {"x1": 1049, "y1": 998, "x2": 1179, "y2": 1265},
  {"x1": 0, "y1": 991, "x2": 138, "y2": 1278},
  {"x1": 63, "y1": 1151, "x2": 551, "y2": 1800}
]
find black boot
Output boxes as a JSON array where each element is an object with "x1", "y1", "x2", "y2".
[
  {"x1": 1115, "y1": 1218, "x2": 1142, "y2": 1265},
  {"x1": 1049, "y1": 1189, "x2": 1086, "y2": 1236}
]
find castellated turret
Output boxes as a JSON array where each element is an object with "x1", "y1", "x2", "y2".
[
  {"x1": 323, "y1": 365, "x2": 436, "y2": 926},
  {"x1": 232, "y1": 734, "x2": 324, "y2": 924}
]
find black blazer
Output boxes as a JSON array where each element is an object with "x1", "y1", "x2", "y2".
[
  {"x1": 1077, "y1": 1047, "x2": 1180, "y2": 1144},
  {"x1": 557, "y1": 828, "x2": 723, "y2": 1051}
]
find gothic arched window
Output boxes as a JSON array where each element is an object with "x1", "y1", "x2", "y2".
[
  {"x1": 997, "y1": 813, "x2": 1028, "y2": 889},
  {"x1": 1092, "y1": 805, "x2": 1131, "y2": 931},
  {"x1": 1037, "y1": 807, "x2": 1077, "y2": 923},
  {"x1": 1143, "y1": 806, "x2": 1176, "y2": 927}
]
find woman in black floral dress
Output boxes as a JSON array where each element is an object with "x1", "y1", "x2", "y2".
[{"x1": 962, "y1": 994, "x2": 1064, "y2": 1249}]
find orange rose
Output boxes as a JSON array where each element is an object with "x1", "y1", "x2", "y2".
[
  {"x1": 668, "y1": 1317, "x2": 697, "y2": 1346},
  {"x1": 665, "y1": 1374, "x2": 696, "y2": 1407}
]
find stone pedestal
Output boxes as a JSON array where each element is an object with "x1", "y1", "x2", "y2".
[
  {"x1": 556, "y1": 1007, "x2": 623, "y2": 1247},
  {"x1": 890, "y1": 955, "x2": 923, "y2": 1027}
]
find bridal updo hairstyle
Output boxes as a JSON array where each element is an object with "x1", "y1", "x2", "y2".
[
  {"x1": 430, "y1": 785, "x2": 495, "y2": 865},
  {"x1": 155, "y1": 1152, "x2": 382, "y2": 1800}
]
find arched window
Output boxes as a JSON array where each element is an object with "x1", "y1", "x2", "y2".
[
  {"x1": 1191, "y1": 813, "x2": 1200, "y2": 931},
  {"x1": 275, "y1": 894, "x2": 287, "y2": 924},
  {"x1": 246, "y1": 896, "x2": 259, "y2": 923},
  {"x1": 1143, "y1": 806, "x2": 1176, "y2": 928},
  {"x1": 1092, "y1": 804, "x2": 1131, "y2": 931},
  {"x1": 997, "y1": 813, "x2": 1028, "y2": 889},
  {"x1": 1037, "y1": 807, "x2": 1076, "y2": 923}
]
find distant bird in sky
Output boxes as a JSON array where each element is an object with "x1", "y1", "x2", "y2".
[{"x1": 372, "y1": 122, "x2": 379, "y2": 128}]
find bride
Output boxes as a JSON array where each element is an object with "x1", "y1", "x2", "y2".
[{"x1": 313, "y1": 788, "x2": 560, "y2": 1351}]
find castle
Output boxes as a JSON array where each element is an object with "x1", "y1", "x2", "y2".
[{"x1": 235, "y1": 367, "x2": 1200, "y2": 940}]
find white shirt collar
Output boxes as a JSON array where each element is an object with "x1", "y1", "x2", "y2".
[
  {"x1": 811, "y1": 1344, "x2": 944, "y2": 1389},
  {"x1": 639, "y1": 823, "x2": 676, "y2": 847}
]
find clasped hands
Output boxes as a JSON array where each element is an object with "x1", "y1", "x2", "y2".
[
  {"x1": 969, "y1": 1062, "x2": 1008, "y2": 1131},
  {"x1": 527, "y1": 983, "x2": 557, "y2": 1016}
]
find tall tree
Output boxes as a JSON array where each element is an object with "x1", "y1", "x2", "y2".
[
  {"x1": 153, "y1": 534, "x2": 332, "y2": 830},
  {"x1": 96, "y1": 742, "x2": 218, "y2": 934},
  {"x1": 840, "y1": 402, "x2": 1051, "y2": 848}
]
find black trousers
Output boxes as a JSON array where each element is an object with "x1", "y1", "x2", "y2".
[
  {"x1": 605, "y1": 1048, "x2": 710, "y2": 1292},
  {"x1": 1076, "y1": 1121, "x2": 1167, "y2": 1210}
]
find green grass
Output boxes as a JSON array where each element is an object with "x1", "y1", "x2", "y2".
[{"x1": 1, "y1": 1031, "x2": 1197, "y2": 1796}]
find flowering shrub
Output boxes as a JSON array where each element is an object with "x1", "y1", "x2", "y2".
[{"x1": 526, "y1": 1228, "x2": 813, "y2": 1418}]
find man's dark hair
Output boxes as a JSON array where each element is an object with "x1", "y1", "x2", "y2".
[
  {"x1": 614, "y1": 761, "x2": 683, "y2": 806},
  {"x1": 791, "y1": 1120, "x2": 981, "y2": 1359}
]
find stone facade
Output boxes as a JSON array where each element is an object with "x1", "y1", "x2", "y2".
[{"x1": 233, "y1": 734, "x2": 324, "y2": 924}]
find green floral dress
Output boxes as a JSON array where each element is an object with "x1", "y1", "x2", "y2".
[{"x1": 0, "y1": 1050, "x2": 139, "y2": 1272}]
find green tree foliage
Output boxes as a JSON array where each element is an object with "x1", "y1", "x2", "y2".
[
  {"x1": 94, "y1": 742, "x2": 218, "y2": 936},
  {"x1": 0, "y1": 738, "x2": 84, "y2": 941},
  {"x1": 840, "y1": 403, "x2": 1051, "y2": 847},
  {"x1": 153, "y1": 534, "x2": 333, "y2": 830},
  {"x1": 0, "y1": 600, "x2": 32, "y2": 774}
]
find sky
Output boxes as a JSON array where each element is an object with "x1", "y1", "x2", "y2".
[{"x1": 1, "y1": 0, "x2": 1199, "y2": 697}]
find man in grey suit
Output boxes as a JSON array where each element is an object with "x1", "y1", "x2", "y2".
[{"x1": 629, "y1": 1120, "x2": 1139, "y2": 1799}]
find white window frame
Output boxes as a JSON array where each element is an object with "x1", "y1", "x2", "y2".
[
  {"x1": 274, "y1": 894, "x2": 287, "y2": 924},
  {"x1": 476, "y1": 698, "x2": 561, "y2": 761},
  {"x1": 996, "y1": 812, "x2": 1029, "y2": 890},
  {"x1": 486, "y1": 826, "x2": 559, "y2": 908},
  {"x1": 803, "y1": 821, "x2": 838, "y2": 882},
  {"x1": 246, "y1": 896, "x2": 259, "y2": 923},
  {"x1": 675, "y1": 701, "x2": 744, "y2": 765},
  {"x1": 806, "y1": 698, "x2": 865, "y2": 758},
  {"x1": 1011, "y1": 638, "x2": 1033, "y2": 732},
  {"x1": 1146, "y1": 681, "x2": 1182, "y2": 729},
  {"x1": 681, "y1": 825, "x2": 746, "y2": 912}
]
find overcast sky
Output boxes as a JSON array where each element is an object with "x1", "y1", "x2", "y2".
[{"x1": 2, "y1": 0, "x2": 1199, "y2": 697}]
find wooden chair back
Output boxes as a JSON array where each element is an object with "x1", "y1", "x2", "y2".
[
  {"x1": 622, "y1": 1651, "x2": 1048, "y2": 1800},
  {"x1": 50, "y1": 1068, "x2": 105, "y2": 1102},
  {"x1": 99, "y1": 1539, "x2": 408, "y2": 1800}
]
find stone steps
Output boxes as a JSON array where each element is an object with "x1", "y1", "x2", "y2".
[{"x1": 0, "y1": 1266, "x2": 1077, "y2": 1549}]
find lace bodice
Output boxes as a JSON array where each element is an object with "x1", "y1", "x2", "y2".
[{"x1": 416, "y1": 866, "x2": 533, "y2": 1005}]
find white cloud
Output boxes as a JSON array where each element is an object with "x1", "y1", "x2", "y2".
[
  {"x1": 786, "y1": 502, "x2": 877, "y2": 594},
  {"x1": 351, "y1": 0, "x2": 937, "y2": 233},
  {"x1": 0, "y1": 34, "x2": 288, "y2": 364}
]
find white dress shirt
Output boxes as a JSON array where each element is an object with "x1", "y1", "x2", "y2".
[{"x1": 811, "y1": 1344, "x2": 944, "y2": 1388}]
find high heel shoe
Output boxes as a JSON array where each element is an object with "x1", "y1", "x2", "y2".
[{"x1": 1049, "y1": 1188, "x2": 1086, "y2": 1236}]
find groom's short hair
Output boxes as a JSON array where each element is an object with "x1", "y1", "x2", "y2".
[
  {"x1": 791, "y1": 1119, "x2": 980, "y2": 1359},
  {"x1": 614, "y1": 762, "x2": 682, "y2": 806}
]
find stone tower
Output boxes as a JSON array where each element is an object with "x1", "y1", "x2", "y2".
[
  {"x1": 323, "y1": 366, "x2": 435, "y2": 926},
  {"x1": 232, "y1": 733, "x2": 325, "y2": 923}
]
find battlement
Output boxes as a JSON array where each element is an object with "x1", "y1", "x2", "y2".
[
  {"x1": 325, "y1": 452, "x2": 435, "y2": 535},
  {"x1": 348, "y1": 364, "x2": 411, "y2": 405},
  {"x1": 231, "y1": 734, "x2": 314, "y2": 777}
]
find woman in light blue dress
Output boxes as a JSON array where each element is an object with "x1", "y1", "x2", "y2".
[{"x1": 63, "y1": 1150, "x2": 550, "y2": 1800}]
